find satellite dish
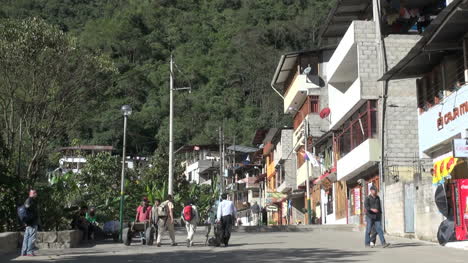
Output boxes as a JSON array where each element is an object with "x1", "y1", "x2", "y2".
[{"x1": 320, "y1": 108, "x2": 331, "y2": 119}]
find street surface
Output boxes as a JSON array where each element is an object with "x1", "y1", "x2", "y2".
[{"x1": 4, "y1": 230, "x2": 468, "y2": 263}]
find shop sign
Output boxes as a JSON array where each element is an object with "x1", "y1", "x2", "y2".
[
  {"x1": 266, "y1": 205, "x2": 278, "y2": 212},
  {"x1": 432, "y1": 156, "x2": 458, "y2": 185},
  {"x1": 453, "y1": 139, "x2": 468, "y2": 158},
  {"x1": 436, "y1": 101, "x2": 468, "y2": 131},
  {"x1": 418, "y1": 84, "x2": 468, "y2": 155}
]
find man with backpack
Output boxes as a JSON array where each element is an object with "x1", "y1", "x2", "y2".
[
  {"x1": 155, "y1": 195, "x2": 176, "y2": 247},
  {"x1": 181, "y1": 200, "x2": 199, "y2": 247},
  {"x1": 20, "y1": 189, "x2": 39, "y2": 256}
]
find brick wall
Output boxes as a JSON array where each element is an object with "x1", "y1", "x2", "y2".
[
  {"x1": 355, "y1": 21, "x2": 381, "y2": 99},
  {"x1": 281, "y1": 129, "x2": 296, "y2": 190},
  {"x1": 384, "y1": 35, "x2": 421, "y2": 171}
]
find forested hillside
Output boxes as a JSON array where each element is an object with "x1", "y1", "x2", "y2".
[{"x1": 1, "y1": 0, "x2": 334, "y2": 154}]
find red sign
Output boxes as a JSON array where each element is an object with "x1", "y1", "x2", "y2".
[
  {"x1": 436, "y1": 101, "x2": 468, "y2": 130},
  {"x1": 455, "y1": 179, "x2": 468, "y2": 241}
]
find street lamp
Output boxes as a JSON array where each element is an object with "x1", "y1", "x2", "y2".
[
  {"x1": 119, "y1": 104, "x2": 132, "y2": 241},
  {"x1": 289, "y1": 106, "x2": 312, "y2": 225}
]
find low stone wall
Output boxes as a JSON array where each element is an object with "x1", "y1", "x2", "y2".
[
  {"x1": 0, "y1": 230, "x2": 83, "y2": 254},
  {"x1": 0, "y1": 232, "x2": 19, "y2": 254},
  {"x1": 35, "y1": 230, "x2": 83, "y2": 249}
]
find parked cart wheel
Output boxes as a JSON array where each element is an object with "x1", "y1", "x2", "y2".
[
  {"x1": 145, "y1": 226, "x2": 155, "y2": 246},
  {"x1": 122, "y1": 227, "x2": 132, "y2": 246}
]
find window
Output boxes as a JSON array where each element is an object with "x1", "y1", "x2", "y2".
[
  {"x1": 336, "y1": 101, "x2": 377, "y2": 159},
  {"x1": 293, "y1": 96, "x2": 320, "y2": 130},
  {"x1": 310, "y1": 96, "x2": 320, "y2": 113}
]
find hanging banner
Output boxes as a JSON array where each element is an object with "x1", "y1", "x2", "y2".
[
  {"x1": 433, "y1": 156, "x2": 458, "y2": 185},
  {"x1": 354, "y1": 188, "x2": 361, "y2": 215}
]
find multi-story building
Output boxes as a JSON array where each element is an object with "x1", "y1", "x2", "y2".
[
  {"x1": 317, "y1": 0, "x2": 450, "y2": 237},
  {"x1": 271, "y1": 49, "x2": 334, "y2": 224},
  {"x1": 57, "y1": 145, "x2": 114, "y2": 173},
  {"x1": 381, "y1": 0, "x2": 468, "y2": 241},
  {"x1": 179, "y1": 145, "x2": 220, "y2": 185},
  {"x1": 251, "y1": 128, "x2": 294, "y2": 225}
]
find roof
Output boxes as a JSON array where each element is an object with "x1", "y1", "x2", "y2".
[
  {"x1": 318, "y1": 0, "x2": 372, "y2": 41},
  {"x1": 227, "y1": 145, "x2": 258, "y2": 153},
  {"x1": 270, "y1": 48, "x2": 336, "y2": 92},
  {"x1": 175, "y1": 144, "x2": 220, "y2": 153},
  {"x1": 58, "y1": 145, "x2": 114, "y2": 151},
  {"x1": 263, "y1": 128, "x2": 279, "y2": 144},
  {"x1": 252, "y1": 129, "x2": 268, "y2": 146},
  {"x1": 381, "y1": 0, "x2": 468, "y2": 80}
]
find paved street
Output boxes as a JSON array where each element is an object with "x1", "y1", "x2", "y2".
[{"x1": 4, "y1": 230, "x2": 468, "y2": 263}]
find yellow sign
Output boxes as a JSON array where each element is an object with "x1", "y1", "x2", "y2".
[{"x1": 432, "y1": 156, "x2": 458, "y2": 185}]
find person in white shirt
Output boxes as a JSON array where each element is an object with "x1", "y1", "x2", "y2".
[
  {"x1": 216, "y1": 193, "x2": 237, "y2": 247},
  {"x1": 181, "y1": 200, "x2": 199, "y2": 247}
]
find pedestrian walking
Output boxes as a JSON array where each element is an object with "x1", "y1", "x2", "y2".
[
  {"x1": 181, "y1": 200, "x2": 199, "y2": 247},
  {"x1": 135, "y1": 197, "x2": 152, "y2": 245},
  {"x1": 250, "y1": 201, "x2": 260, "y2": 226},
  {"x1": 20, "y1": 189, "x2": 39, "y2": 256},
  {"x1": 364, "y1": 185, "x2": 390, "y2": 248},
  {"x1": 216, "y1": 193, "x2": 237, "y2": 247},
  {"x1": 156, "y1": 195, "x2": 177, "y2": 247}
]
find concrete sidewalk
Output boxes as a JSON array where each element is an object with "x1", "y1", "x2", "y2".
[{"x1": 5, "y1": 229, "x2": 468, "y2": 263}]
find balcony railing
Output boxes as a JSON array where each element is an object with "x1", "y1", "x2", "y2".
[{"x1": 417, "y1": 54, "x2": 466, "y2": 113}]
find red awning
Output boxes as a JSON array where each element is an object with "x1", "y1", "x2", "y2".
[
  {"x1": 313, "y1": 167, "x2": 337, "y2": 184},
  {"x1": 255, "y1": 173, "x2": 267, "y2": 183}
]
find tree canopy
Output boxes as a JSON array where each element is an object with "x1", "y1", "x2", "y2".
[{"x1": 1, "y1": 0, "x2": 335, "y2": 155}]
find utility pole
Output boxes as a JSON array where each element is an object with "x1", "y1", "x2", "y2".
[
  {"x1": 168, "y1": 54, "x2": 174, "y2": 196},
  {"x1": 304, "y1": 118, "x2": 312, "y2": 225},
  {"x1": 219, "y1": 127, "x2": 223, "y2": 196}
]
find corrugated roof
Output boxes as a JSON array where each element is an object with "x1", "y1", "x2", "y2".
[{"x1": 227, "y1": 145, "x2": 258, "y2": 153}]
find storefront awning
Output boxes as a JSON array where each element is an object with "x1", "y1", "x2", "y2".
[
  {"x1": 313, "y1": 167, "x2": 337, "y2": 185},
  {"x1": 266, "y1": 192, "x2": 288, "y2": 205},
  {"x1": 255, "y1": 173, "x2": 267, "y2": 183}
]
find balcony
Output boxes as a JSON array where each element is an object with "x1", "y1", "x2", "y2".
[
  {"x1": 337, "y1": 138, "x2": 380, "y2": 181},
  {"x1": 295, "y1": 162, "x2": 321, "y2": 188},
  {"x1": 418, "y1": 83, "x2": 468, "y2": 156},
  {"x1": 329, "y1": 78, "x2": 362, "y2": 129},
  {"x1": 284, "y1": 74, "x2": 321, "y2": 114},
  {"x1": 327, "y1": 21, "x2": 380, "y2": 129}
]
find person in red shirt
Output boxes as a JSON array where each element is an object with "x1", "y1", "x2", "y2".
[{"x1": 135, "y1": 197, "x2": 151, "y2": 244}]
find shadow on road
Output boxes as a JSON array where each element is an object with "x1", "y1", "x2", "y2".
[{"x1": 10, "y1": 247, "x2": 372, "y2": 263}]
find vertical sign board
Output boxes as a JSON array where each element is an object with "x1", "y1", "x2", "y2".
[
  {"x1": 453, "y1": 139, "x2": 468, "y2": 158},
  {"x1": 354, "y1": 188, "x2": 361, "y2": 215}
]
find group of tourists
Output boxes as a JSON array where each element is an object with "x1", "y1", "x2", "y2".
[
  {"x1": 18, "y1": 189, "x2": 238, "y2": 256},
  {"x1": 134, "y1": 195, "x2": 178, "y2": 247},
  {"x1": 134, "y1": 193, "x2": 237, "y2": 248}
]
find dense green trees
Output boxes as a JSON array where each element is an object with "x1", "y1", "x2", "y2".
[
  {"x1": 0, "y1": 0, "x2": 334, "y2": 230},
  {"x1": 1, "y1": 0, "x2": 334, "y2": 153}
]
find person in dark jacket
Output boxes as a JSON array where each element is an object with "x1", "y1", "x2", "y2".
[
  {"x1": 21, "y1": 189, "x2": 39, "y2": 256},
  {"x1": 364, "y1": 185, "x2": 390, "y2": 248}
]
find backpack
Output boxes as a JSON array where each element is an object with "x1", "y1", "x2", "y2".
[
  {"x1": 17, "y1": 205, "x2": 33, "y2": 224},
  {"x1": 183, "y1": 205, "x2": 194, "y2": 222},
  {"x1": 157, "y1": 201, "x2": 169, "y2": 217}
]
